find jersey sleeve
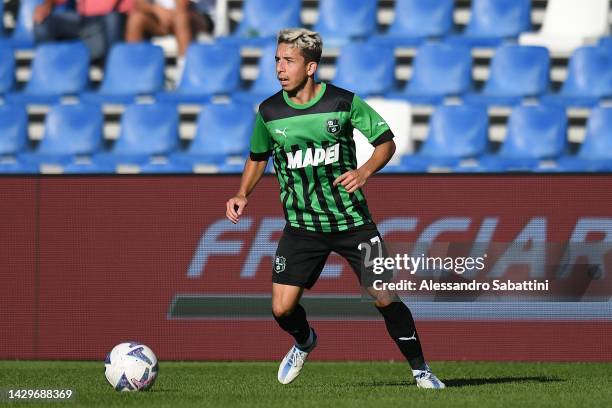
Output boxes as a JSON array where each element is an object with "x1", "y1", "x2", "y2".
[
  {"x1": 350, "y1": 94, "x2": 394, "y2": 146},
  {"x1": 249, "y1": 112, "x2": 272, "y2": 161}
]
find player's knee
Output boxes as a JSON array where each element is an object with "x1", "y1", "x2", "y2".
[
  {"x1": 271, "y1": 304, "x2": 295, "y2": 319},
  {"x1": 374, "y1": 298, "x2": 393, "y2": 308}
]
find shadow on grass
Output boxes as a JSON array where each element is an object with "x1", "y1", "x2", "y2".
[{"x1": 356, "y1": 376, "x2": 564, "y2": 388}]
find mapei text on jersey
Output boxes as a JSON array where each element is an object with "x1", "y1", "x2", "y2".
[{"x1": 286, "y1": 143, "x2": 340, "y2": 169}]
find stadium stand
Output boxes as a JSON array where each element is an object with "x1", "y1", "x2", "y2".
[
  {"x1": 6, "y1": 41, "x2": 89, "y2": 104},
  {"x1": 599, "y1": 36, "x2": 612, "y2": 57},
  {"x1": 158, "y1": 43, "x2": 242, "y2": 103},
  {"x1": 386, "y1": 43, "x2": 472, "y2": 105},
  {"x1": 221, "y1": 0, "x2": 302, "y2": 45},
  {"x1": 19, "y1": 103, "x2": 103, "y2": 168},
  {"x1": 463, "y1": 45, "x2": 550, "y2": 106},
  {"x1": 0, "y1": 103, "x2": 28, "y2": 157},
  {"x1": 103, "y1": 103, "x2": 179, "y2": 160},
  {"x1": 314, "y1": 0, "x2": 377, "y2": 46},
  {"x1": 446, "y1": 0, "x2": 531, "y2": 47},
  {"x1": 232, "y1": 41, "x2": 280, "y2": 105},
  {"x1": 2, "y1": 1, "x2": 612, "y2": 174},
  {"x1": 0, "y1": 104, "x2": 37, "y2": 173},
  {"x1": 0, "y1": 43, "x2": 15, "y2": 96},
  {"x1": 332, "y1": 41, "x2": 395, "y2": 97},
  {"x1": 169, "y1": 102, "x2": 254, "y2": 169},
  {"x1": 520, "y1": 0, "x2": 609, "y2": 55},
  {"x1": 475, "y1": 104, "x2": 567, "y2": 171},
  {"x1": 82, "y1": 43, "x2": 165, "y2": 104},
  {"x1": 64, "y1": 103, "x2": 179, "y2": 173},
  {"x1": 541, "y1": 45, "x2": 612, "y2": 107},
  {"x1": 371, "y1": 0, "x2": 454, "y2": 46},
  {"x1": 555, "y1": 106, "x2": 612, "y2": 171},
  {"x1": 400, "y1": 104, "x2": 489, "y2": 172},
  {"x1": 140, "y1": 102, "x2": 254, "y2": 174},
  {"x1": 9, "y1": 0, "x2": 42, "y2": 49}
]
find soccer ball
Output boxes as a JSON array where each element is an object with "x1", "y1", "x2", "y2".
[{"x1": 104, "y1": 342, "x2": 158, "y2": 392}]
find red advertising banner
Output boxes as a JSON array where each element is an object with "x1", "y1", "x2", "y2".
[{"x1": 1, "y1": 175, "x2": 611, "y2": 362}]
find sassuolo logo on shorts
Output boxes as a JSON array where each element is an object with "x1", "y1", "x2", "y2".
[
  {"x1": 286, "y1": 143, "x2": 339, "y2": 169},
  {"x1": 274, "y1": 256, "x2": 286, "y2": 273}
]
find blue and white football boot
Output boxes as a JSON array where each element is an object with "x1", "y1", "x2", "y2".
[
  {"x1": 413, "y1": 364, "x2": 446, "y2": 389},
  {"x1": 277, "y1": 330, "x2": 318, "y2": 385}
]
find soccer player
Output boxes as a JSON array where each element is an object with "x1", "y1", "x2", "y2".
[{"x1": 226, "y1": 28, "x2": 445, "y2": 389}]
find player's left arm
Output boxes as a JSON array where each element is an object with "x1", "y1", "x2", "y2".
[
  {"x1": 333, "y1": 140, "x2": 395, "y2": 193},
  {"x1": 333, "y1": 95, "x2": 396, "y2": 194}
]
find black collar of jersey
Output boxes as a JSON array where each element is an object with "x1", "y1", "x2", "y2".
[{"x1": 258, "y1": 83, "x2": 354, "y2": 123}]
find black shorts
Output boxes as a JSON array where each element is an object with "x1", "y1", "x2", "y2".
[{"x1": 272, "y1": 222, "x2": 394, "y2": 289}]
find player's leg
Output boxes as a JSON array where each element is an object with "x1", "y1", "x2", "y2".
[
  {"x1": 271, "y1": 226, "x2": 329, "y2": 384},
  {"x1": 334, "y1": 223, "x2": 445, "y2": 389},
  {"x1": 271, "y1": 283, "x2": 313, "y2": 349},
  {"x1": 365, "y1": 287, "x2": 444, "y2": 388}
]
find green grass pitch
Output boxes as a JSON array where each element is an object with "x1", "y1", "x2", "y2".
[{"x1": 1, "y1": 361, "x2": 611, "y2": 407}]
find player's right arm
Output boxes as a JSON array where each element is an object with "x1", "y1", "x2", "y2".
[
  {"x1": 226, "y1": 158, "x2": 267, "y2": 224},
  {"x1": 226, "y1": 112, "x2": 272, "y2": 224}
]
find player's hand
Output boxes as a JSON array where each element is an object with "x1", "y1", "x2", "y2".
[
  {"x1": 333, "y1": 169, "x2": 368, "y2": 194},
  {"x1": 226, "y1": 195, "x2": 248, "y2": 224},
  {"x1": 33, "y1": 3, "x2": 52, "y2": 24}
]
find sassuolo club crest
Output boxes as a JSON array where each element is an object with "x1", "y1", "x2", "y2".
[
  {"x1": 326, "y1": 118, "x2": 340, "y2": 135},
  {"x1": 274, "y1": 256, "x2": 286, "y2": 273}
]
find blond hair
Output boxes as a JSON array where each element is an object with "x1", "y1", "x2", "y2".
[{"x1": 277, "y1": 28, "x2": 323, "y2": 63}]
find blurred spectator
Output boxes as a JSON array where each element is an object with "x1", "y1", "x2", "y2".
[
  {"x1": 125, "y1": 0, "x2": 214, "y2": 81},
  {"x1": 33, "y1": 0, "x2": 133, "y2": 61}
]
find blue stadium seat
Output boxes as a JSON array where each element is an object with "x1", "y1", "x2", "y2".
[
  {"x1": 0, "y1": 104, "x2": 28, "y2": 157},
  {"x1": 158, "y1": 43, "x2": 241, "y2": 103},
  {"x1": 446, "y1": 0, "x2": 531, "y2": 47},
  {"x1": 541, "y1": 46, "x2": 612, "y2": 107},
  {"x1": 332, "y1": 42, "x2": 395, "y2": 97},
  {"x1": 314, "y1": 0, "x2": 377, "y2": 46},
  {"x1": 82, "y1": 43, "x2": 165, "y2": 104},
  {"x1": 0, "y1": 104, "x2": 35, "y2": 174},
  {"x1": 464, "y1": 45, "x2": 550, "y2": 106},
  {"x1": 386, "y1": 43, "x2": 472, "y2": 104},
  {"x1": 138, "y1": 160, "x2": 195, "y2": 174},
  {"x1": 221, "y1": 0, "x2": 301, "y2": 45},
  {"x1": 598, "y1": 36, "x2": 612, "y2": 56},
  {"x1": 0, "y1": 1, "x2": 4, "y2": 36},
  {"x1": 9, "y1": 0, "x2": 43, "y2": 49},
  {"x1": 400, "y1": 104, "x2": 489, "y2": 172},
  {"x1": 61, "y1": 161, "x2": 117, "y2": 174},
  {"x1": 372, "y1": 0, "x2": 453, "y2": 46},
  {"x1": 7, "y1": 42, "x2": 89, "y2": 104},
  {"x1": 555, "y1": 107, "x2": 612, "y2": 171},
  {"x1": 170, "y1": 103, "x2": 254, "y2": 168},
  {"x1": 475, "y1": 105, "x2": 567, "y2": 171},
  {"x1": 233, "y1": 42, "x2": 281, "y2": 106},
  {"x1": 0, "y1": 161, "x2": 39, "y2": 173},
  {"x1": 19, "y1": 104, "x2": 103, "y2": 166},
  {"x1": 0, "y1": 44, "x2": 15, "y2": 96},
  {"x1": 93, "y1": 103, "x2": 179, "y2": 166}
]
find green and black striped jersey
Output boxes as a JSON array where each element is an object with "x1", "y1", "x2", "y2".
[{"x1": 249, "y1": 82, "x2": 393, "y2": 232}]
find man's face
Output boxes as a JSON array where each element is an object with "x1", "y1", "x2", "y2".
[{"x1": 275, "y1": 42, "x2": 314, "y2": 92}]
